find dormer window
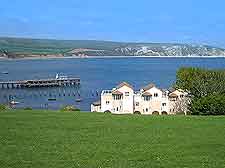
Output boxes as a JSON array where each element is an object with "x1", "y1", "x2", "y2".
[
  {"x1": 142, "y1": 92, "x2": 152, "y2": 101},
  {"x1": 125, "y1": 92, "x2": 129, "y2": 96}
]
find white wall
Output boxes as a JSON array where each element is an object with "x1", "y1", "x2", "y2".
[
  {"x1": 91, "y1": 104, "x2": 101, "y2": 112},
  {"x1": 101, "y1": 92, "x2": 113, "y2": 112},
  {"x1": 117, "y1": 86, "x2": 134, "y2": 114}
]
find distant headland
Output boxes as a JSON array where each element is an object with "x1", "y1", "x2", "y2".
[{"x1": 0, "y1": 37, "x2": 225, "y2": 59}]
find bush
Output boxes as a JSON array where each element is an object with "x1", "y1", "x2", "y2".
[
  {"x1": 23, "y1": 107, "x2": 33, "y2": 110},
  {"x1": 104, "y1": 110, "x2": 111, "y2": 114},
  {"x1": 60, "y1": 105, "x2": 80, "y2": 112},
  {"x1": 176, "y1": 112, "x2": 185, "y2": 115},
  {"x1": 0, "y1": 104, "x2": 9, "y2": 111},
  {"x1": 190, "y1": 94, "x2": 225, "y2": 115},
  {"x1": 134, "y1": 111, "x2": 141, "y2": 115}
]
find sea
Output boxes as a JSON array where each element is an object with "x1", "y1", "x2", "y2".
[{"x1": 0, "y1": 57, "x2": 224, "y2": 111}]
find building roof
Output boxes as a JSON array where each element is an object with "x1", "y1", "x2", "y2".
[
  {"x1": 169, "y1": 93, "x2": 179, "y2": 98},
  {"x1": 168, "y1": 87, "x2": 176, "y2": 93},
  {"x1": 142, "y1": 83, "x2": 156, "y2": 91},
  {"x1": 142, "y1": 92, "x2": 152, "y2": 96},
  {"x1": 116, "y1": 82, "x2": 133, "y2": 89},
  {"x1": 92, "y1": 100, "x2": 101, "y2": 106},
  {"x1": 112, "y1": 90, "x2": 123, "y2": 95}
]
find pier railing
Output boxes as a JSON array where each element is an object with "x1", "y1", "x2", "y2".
[{"x1": 0, "y1": 78, "x2": 80, "y2": 89}]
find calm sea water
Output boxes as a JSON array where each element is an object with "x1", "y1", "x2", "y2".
[{"x1": 0, "y1": 57, "x2": 224, "y2": 111}]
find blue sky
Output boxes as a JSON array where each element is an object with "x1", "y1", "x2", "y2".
[{"x1": 0, "y1": 0, "x2": 225, "y2": 47}]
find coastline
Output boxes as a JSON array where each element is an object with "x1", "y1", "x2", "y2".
[{"x1": 1, "y1": 55, "x2": 225, "y2": 61}]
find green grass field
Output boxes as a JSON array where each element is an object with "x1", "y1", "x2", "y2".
[{"x1": 0, "y1": 110, "x2": 225, "y2": 168}]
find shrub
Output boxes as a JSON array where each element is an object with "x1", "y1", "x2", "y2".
[
  {"x1": 0, "y1": 104, "x2": 9, "y2": 111},
  {"x1": 152, "y1": 111, "x2": 160, "y2": 115},
  {"x1": 134, "y1": 111, "x2": 141, "y2": 115},
  {"x1": 23, "y1": 107, "x2": 33, "y2": 110},
  {"x1": 60, "y1": 105, "x2": 80, "y2": 112},
  {"x1": 162, "y1": 111, "x2": 168, "y2": 115},
  {"x1": 190, "y1": 94, "x2": 225, "y2": 115},
  {"x1": 176, "y1": 112, "x2": 185, "y2": 115},
  {"x1": 104, "y1": 110, "x2": 111, "y2": 114}
]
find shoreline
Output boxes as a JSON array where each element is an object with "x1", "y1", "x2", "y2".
[{"x1": 1, "y1": 55, "x2": 225, "y2": 61}]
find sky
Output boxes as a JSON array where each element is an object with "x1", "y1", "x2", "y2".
[{"x1": 0, "y1": 0, "x2": 225, "y2": 47}]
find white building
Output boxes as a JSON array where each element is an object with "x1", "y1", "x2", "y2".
[{"x1": 91, "y1": 82, "x2": 189, "y2": 115}]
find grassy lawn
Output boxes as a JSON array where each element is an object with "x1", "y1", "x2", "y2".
[{"x1": 0, "y1": 110, "x2": 225, "y2": 168}]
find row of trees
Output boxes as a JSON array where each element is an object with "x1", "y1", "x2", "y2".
[{"x1": 175, "y1": 67, "x2": 225, "y2": 115}]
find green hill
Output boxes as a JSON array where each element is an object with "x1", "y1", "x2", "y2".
[
  {"x1": 0, "y1": 37, "x2": 123, "y2": 55},
  {"x1": 0, "y1": 37, "x2": 225, "y2": 57},
  {"x1": 0, "y1": 110, "x2": 225, "y2": 168}
]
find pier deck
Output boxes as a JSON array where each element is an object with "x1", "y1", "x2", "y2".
[{"x1": 0, "y1": 78, "x2": 80, "y2": 89}]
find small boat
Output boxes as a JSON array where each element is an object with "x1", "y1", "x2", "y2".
[
  {"x1": 10, "y1": 100, "x2": 20, "y2": 105},
  {"x1": 48, "y1": 98, "x2": 57, "y2": 101},
  {"x1": 55, "y1": 73, "x2": 68, "y2": 80},
  {"x1": 75, "y1": 98, "x2": 82, "y2": 102},
  {"x1": 2, "y1": 71, "x2": 8, "y2": 74}
]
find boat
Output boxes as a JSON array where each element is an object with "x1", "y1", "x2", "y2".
[
  {"x1": 55, "y1": 73, "x2": 68, "y2": 80},
  {"x1": 2, "y1": 71, "x2": 8, "y2": 74},
  {"x1": 75, "y1": 98, "x2": 82, "y2": 102},
  {"x1": 48, "y1": 98, "x2": 57, "y2": 101},
  {"x1": 10, "y1": 100, "x2": 20, "y2": 105}
]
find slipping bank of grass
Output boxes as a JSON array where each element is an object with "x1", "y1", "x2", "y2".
[{"x1": 0, "y1": 110, "x2": 225, "y2": 168}]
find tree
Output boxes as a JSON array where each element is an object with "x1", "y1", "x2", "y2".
[
  {"x1": 175, "y1": 67, "x2": 225, "y2": 115},
  {"x1": 176, "y1": 67, "x2": 225, "y2": 98},
  {"x1": 190, "y1": 94, "x2": 225, "y2": 115},
  {"x1": 172, "y1": 97, "x2": 191, "y2": 115}
]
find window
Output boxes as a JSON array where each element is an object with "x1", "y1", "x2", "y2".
[
  {"x1": 162, "y1": 93, "x2": 167, "y2": 98},
  {"x1": 106, "y1": 101, "x2": 110, "y2": 104},
  {"x1": 162, "y1": 103, "x2": 166, "y2": 106},
  {"x1": 113, "y1": 95, "x2": 122, "y2": 100},
  {"x1": 135, "y1": 102, "x2": 139, "y2": 106},
  {"x1": 146, "y1": 108, "x2": 148, "y2": 112},
  {"x1": 144, "y1": 96, "x2": 151, "y2": 101},
  {"x1": 125, "y1": 92, "x2": 129, "y2": 96},
  {"x1": 170, "y1": 97, "x2": 177, "y2": 101},
  {"x1": 154, "y1": 93, "x2": 158, "y2": 97},
  {"x1": 180, "y1": 95, "x2": 184, "y2": 98}
]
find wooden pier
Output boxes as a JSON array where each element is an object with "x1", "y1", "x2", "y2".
[{"x1": 0, "y1": 78, "x2": 80, "y2": 89}]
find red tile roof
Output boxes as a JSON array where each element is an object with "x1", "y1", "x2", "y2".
[
  {"x1": 116, "y1": 82, "x2": 133, "y2": 89},
  {"x1": 112, "y1": 90, "x2": 123, "y2": 95},
  {"x1": 142, "y1": 83, "x2": 155, "y2": 91},
  {"x1": 142, "y1": 92, "x2": 152, "y2": 96},
  {"x1": 169, "y1": 93, "x2": 178, "y2": 98}
]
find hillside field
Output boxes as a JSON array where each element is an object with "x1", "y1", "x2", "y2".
[
  {"x1": 1, "y1": 37, "x2": 225, "y2": 56},
  {"x1": 0, "y1": 110, "x2": 225, "y2": 168}
]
